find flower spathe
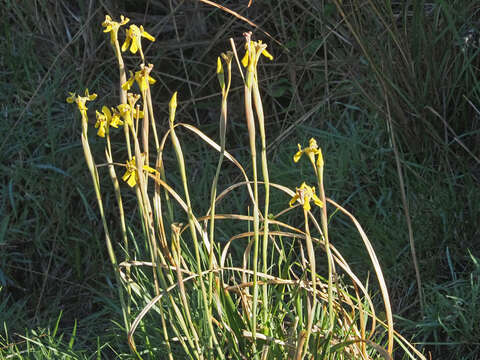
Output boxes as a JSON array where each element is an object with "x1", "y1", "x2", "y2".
[
  {"x1": 169, "y1": 91, "x2": 178, "y2": 124},
  {"x1": 289, "y1": 182, "x2": 324, "y2": 212},
  {"x1": 122, "y1": 156, "x2": 157, "y2": 187}
]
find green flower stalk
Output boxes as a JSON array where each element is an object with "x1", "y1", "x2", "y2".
[
  {"x1": 294, "y1": 138, "x2": 335, "y2": 334},
  {"x1": 208, "y1": 52, "x2": 233, "y2": 307},
  {"x1": 242, "y1": 32, "x2": 260, "y2": 355},
  {"x1": 241, "y1": 32, "x2": 273, "y2": 351},
  {"x1": 289, "y1": 182, "x2": 323, "y2": 359},
  {"x1": 66, "y1": 89, "x2": 129, "y2": 332},
  {"x1": 102, "y1": 15, "x2": 131, "y2": 156}
]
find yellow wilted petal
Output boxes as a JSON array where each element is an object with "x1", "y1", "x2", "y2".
[
  {"x1": 289, "y1": 194, "x2": 299, "y2": 207},
  {"x1": 312, "y1": 193, "x2": 324, "y2": 208},
  {"x1": 262, "y1": 48, "x2": 273, "y2": 60},
  {"x1": 122, "y1": 74, "x2": 135, "y2": 91},
  {"x1": 121, "y1": 35, "x2": 131, "y2": 52},
  {"x1": 140, "y1": 26, "x2": 155, "y2": 42},
  {"x1": 293, "y1": 144, "x2": 303, "y2": 163}
]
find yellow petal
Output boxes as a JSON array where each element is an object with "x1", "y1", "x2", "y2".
[
  {"x1": 262, "y1": 48, "x2": 273, "y2": 60},
  {"x1": 293, "y1": 150, "x2": 303, "y2": 163},
  {"x1": 312, "y1": 193, "x2": 324, "y2": 208},
  {"x1": 130, "y1": 39, "x2": 138, "y2": 54},
  {"x1": 120, "y1": 15, "x2": 130, "y2": 26},
  {"x1": 122, "y1": 76, "x2": 134, "y2": 91},
  {"x1": 102, "y1": 106, "x2": 111, "y2": 119},
  {"x1": 293, "y1": 144, "x2": 303, "y2": 162},
  {"x1": 121, "y1": 35, "x2": 131, "y2": 52},
  {"x1": 289, "y1": 194, "x2": 299, "y2": 207},
  {"x1": 148, "y1": 75, "x2": 156, "y2": 85},
  {"x1": 127, "y1": 173, "x2": 137, "y2": 187},
  {"x1": 140, "y1": 26, "x2": 155, "y2": 42},
  {"x1": 143, "y1": 165, "x2": 157, "y2": 174}
]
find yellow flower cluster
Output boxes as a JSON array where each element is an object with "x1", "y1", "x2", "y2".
[
  {"x1": 95, "y1": 106, "x2": 124, "y2": 138},
  {"x1": 68, "y1": 15, "x2": 159, "y2": 188}
]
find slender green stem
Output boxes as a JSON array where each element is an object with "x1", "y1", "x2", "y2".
[
  {"x1": 315, "y1": 163, "x2": 334, "y2": 333},
  {"x1": 79, "y1": 117, "x2": 129, "y2": 333},
  {"x1": 252, "y1": 78, "x2": 270, "y2": 331},
  {"x1": 245, "y1": 61, "x2": 260, "y2": 358},
  {"x1": 301, "y1": 209, "x2": 316, "y2": 359}
]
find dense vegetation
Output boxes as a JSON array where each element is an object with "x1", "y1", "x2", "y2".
[{"x1": 1, "y1": 0, "x2": 479, "y2": 359}]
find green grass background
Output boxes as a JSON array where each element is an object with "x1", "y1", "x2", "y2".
[{"x1": 1, "y1": 0, "x2": 479, "y2": 358}]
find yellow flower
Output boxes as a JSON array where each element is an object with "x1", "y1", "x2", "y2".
[
  {"x1": 121, "y1": 24, "x2": 155, "y2": 56},
  {"x1": 121, "y1": 72, "x2": 135, "y2": 91},
  {"x1": 121, "y1": 65, "x2": 156, "y2": 93},
  {"x1": 66, "y1": 89, "x2": 97, "y2": 119},
  {"x1": 117, "y1": 93, "x2": 142, "y2": 126},
  {"x1": 95, "y1": 106, "x2": 111, "y2": 137},
  {"x1": 102, "y1": 14, "x2": 129, "y2": 44},
  {"x1": 109, "y1": 108, "x2": 124, "y2": 128},
  {"x1": 94, "y1": 106, "x2": 124, "y2": 138},
  {"x1": 289, "y1": 182, "x2": 324, "y2": 212},
  {"x1": 293, "y1": 138, "x2": 323, "y2": 168},
  {"x1": 122, "y1": 156, "x2": 157, "y2": 187},
  {"x1": 241, "y1": 35, "x2": 273, "y2": 68}
]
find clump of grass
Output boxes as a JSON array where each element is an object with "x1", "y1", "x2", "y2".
[{"x1": 66, "y1": 14, "x2": 425, "y2": 359}]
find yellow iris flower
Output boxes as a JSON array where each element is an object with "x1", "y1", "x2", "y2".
[
  {"x1": 289, "y1": 182, "x2": 324, "y2": 212},
  {"x1": 122, "y1": 156, "x2": 157, "y2": 187},
  {"x1": 241, "y1": 38, "x2": 273, "y2": 68},
  {"x1": 293, "y1": 138, "x2": 324, "y2": 168},
  {"x1": 95, "y1": 106, "x2": 110, "y2": 137},
  {"x1": 102, "y1": 14, "x2": 129, "y2": 44},
  {"x1": 121, "y1": 24, "x2": 155, "y2": 56},
  {"x1": 94, "y1": 106, "x2": 124, "y2": 138},
  {"x1": 122, "y1": 65, "x2": 156, "y2": 93},
  {"x1": 66, "y1": 89, "x2": 97, "y2": 119},
  {"x1": 117, "y1": 93, "x2": 143, "y2": 126}
]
